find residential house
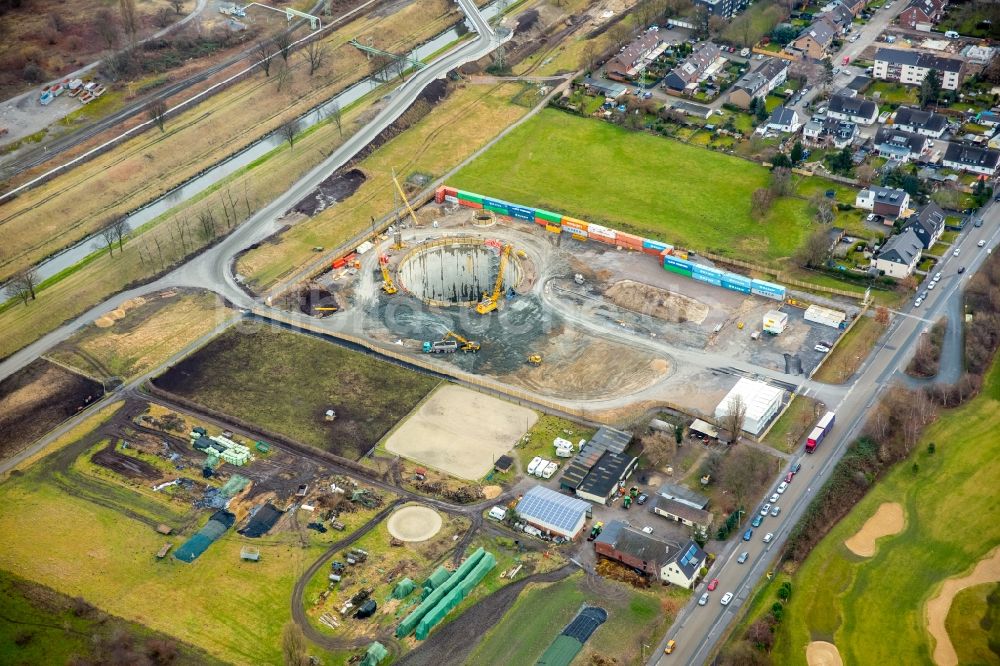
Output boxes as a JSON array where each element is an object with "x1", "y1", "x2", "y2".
[
  {"x1": 661, "y1": 541, "x2": 708, "y2": 589},
  {"x1": 669, "y1": 100, "x2": 713, "y2": 119},
  {"x1": 657, "y1": 482, "x2": 710, "y2": 510},
  {"x1": 839, "y1": 0, "x2": 867, "y2": 15},
  {"x1": 827, "y1": 93, "x2": 879, "y2": 125},
  {"x1": 650, "y1": 495, "x2": 712, "y2": 530},
  {"x1": 892, "y1": 106, "x2": 948, "y2": 138},
  {"x1": 581, "y1": 77, "x2": 627, "y2": 99},
  {"x1": 942, "y1": 142, "x2": 1000, "y2": 176},
  {"x1": 695, "y1": 0, "x2": 750, "y2": 18},
  {"x1": 873, "y1": 228, "x2": 923, "y2": 278},
  {"x1": 593, "y1": 521, "x2": 707, "y2": 589},
  {"x1": 855, "y1": 185, "x2": 911, "y2": 220},
  {"x1": 898, "y1": 0, "x2": 947, "y2": 32},
  {"x1": 727, "y1": 58, "x2": 789, "y2": 109},
  {"x1": 873, "y1": 127, "x2": 929, "y2": 162},
  {"x1": 873, "y1": 48, "x2": 964, "y2": 91},
  {"x1": 903, "y1": 202, "x2": 946, "y2": 249},
  {"x1": 822, "y1": 2, "x2": 856, "y2": 33},
  {"x1": 789, "y1": 19, "x2": 837, "y2": 60},
  {"x1": 605, "y1": 31, "x2": 667, "y2": 82},
  {"x1": 663, "y1": 42, "x2": 723, "y2": 92},
  {"x1": 803, "y1": 117, "x2": 858, "y2": 148},
  {"x1": 766, "y1": 106, "x2": 801, "y2": 133}
]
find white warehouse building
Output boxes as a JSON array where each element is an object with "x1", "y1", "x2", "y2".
[
  {"x1": 515, "y1": 486, "x2": 590, "y2": 540},
  {"x1": 713, "y1": 378, "x2": 784, "y2": 436}
]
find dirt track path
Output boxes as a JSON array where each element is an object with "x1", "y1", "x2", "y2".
[{"x1": 926, "y1": 547, "x2": 1000, "y2": 666}]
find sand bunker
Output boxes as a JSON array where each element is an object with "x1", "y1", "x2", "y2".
[
  {"x1": 844, "y1": 502, "x2": 904, "y2": 557},
  {"x1": 926, "y1": 547, "x2": 1000, "y2": 666},
  {"x1": 386, "y1": 504, "x2": 443, "y2": 542},
  {"x1": 806, "y1": 641, "x2": 843, "y2": 666},
  {"x1": 605, "y1": 280, "x2": 710, "y2": 324}
]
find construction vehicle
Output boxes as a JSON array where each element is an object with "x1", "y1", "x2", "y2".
[
  {"x1": 444, "y1": 331, "x2": 480, "y2": 352},
  {"x1": 527, "y1": 354, "x2": 542, "y2": 366},
  {"x1": 392, "y1": 172, "x2": 421, "y2": 228},
  {"x1": 475, "y1": 244, "x2": 512, "y2": 315},
  {"x1": 516, "y1": 249, "x2": 527, "y2": 259},
  {"x1": 422, "y1": 339, "x2": 458, "y2": 354},
  {"x1": 314, "y1": 306, "x2": 338, "y2": 312},
  {"x1": 623, "y1": 496, "x2": 632, "y2": 510},
  {"x1": 379, "y1": 255, "x2": 397, "y2": 295}
]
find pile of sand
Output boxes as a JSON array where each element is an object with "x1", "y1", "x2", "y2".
[
  {"x1": 844, "y1": 502, "x2": 904, "y2": 557},
  {"x1": 482, "y1": 485, "x2": 502, "y2": 499},
  {"x1": 92, "y1": 297, "x2": 147, "y2": 329},
  {"x1": 651, "y1": 359, "x2": 669, "y2": 374},
  {"x1": 926, "y1": 548, "x2": 1000, "y2": 666},
  {"x1": 806, "y1": 641, "x2": 843, "y2": 666},
  {"x1": 605, "y1": 280, "x2": 710, "y2": 324}
]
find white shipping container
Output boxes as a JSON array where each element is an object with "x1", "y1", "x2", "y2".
[
  {"x1": 763, "y1": 310, "x2": 788, "y2": 334},
  {"x1": 804, "y1": 304, "x2": 846, "y2": 329},
  {"x1": 587, "y1": 223, "x2": 616, "y2": 240},
  {"x1": 355, "y1": 240, "x2": 375, "y2": 255}
]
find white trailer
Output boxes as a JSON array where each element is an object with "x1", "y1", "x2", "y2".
[
  {"x1": 763, "y1": 310, "x2": 788, "y2": 335},
  {"x1": 804, "y1": 304, "x2": 847, "y2": 329}
]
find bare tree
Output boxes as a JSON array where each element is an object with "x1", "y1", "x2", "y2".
[
  {"x1": 722, "y1": 393, "x2": 747, "y2": 443},
  {"x1": 580, "y1": 41, "x2": 597, "y2": 72},
  {"x1": 770, "y1": 167, "x2": 793, "y2": 197},
  {"x1": 153, "y1": 6, "x2": 173, "y2": 27},
  {"x1": 275, "y1": 62, "x2": 292, "y2": 92},
  {"x1": 48, "y1": 12, "x2": 66, "y2": 31},
  {"x1": 272, "y1": 31, "x2": 292, "y2": 63},
  {"x1": 810, "y1": 192, "x2": 835, "y2": 224},
  {"x1": 608, "y1": 23, "x2": 631, "y2": 50},
  {"x1": 326, "y1": 101, "x2": 342, "y2": 137},
  {"x1": 110, "y1": 217, "x2": 130, "y2": 251},
  {"x1": 640, "y1": 432, "x2": 676, "y2": 469},
  {"x1": 95, "y1": 9, "x2": 120, "y2": 49},
  {"x1": 301, "y1": 40, "x2": 328, "y2": 76},
  {"x1": 750, "y1": 188, "x2": 774, "y2": 220},
  {"x1": 251, "y1": 40, "x2": 276, "y2": 77},
  {"x1": 147, "y1": 99, "x2": 168, "y2": 132},
  {"x1": 119, "y1": 0, "x2": 138, "y2": 45},
  {"x1": 282, "y1": 622, "x2": 308, "y2": 666},
  {"x1": 170, "y1": 0, "x2": 185, "y2": 14},
  {"x1": 278, "y1": 118, "x2": 299, "y2": 150},
  {"x1": 719, "y1": 447, "x2": 769, "y2": 509},
  {"x1": 197, "y1": 208, "x2": 218, "y2": 238},
  {"x1": 6, "y1": 267, "x2": 39, "y2": 305},
  {"x1": 794, "y1": 228, "x2": 831, "y2": 268},
  {"x1": 100, "y1": 224, "x2": 118, "y2": 257}
]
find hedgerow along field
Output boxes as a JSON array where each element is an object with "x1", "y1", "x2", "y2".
[
  {"x1": 450, "y1": 109, "x2": 817, "y2": 265},
  {"x1": 764, "y1": 360, "x2": 1000, "y2": 664},
  {"x1": 152, "y1": 326, "x2": 439, "y2": 459}
]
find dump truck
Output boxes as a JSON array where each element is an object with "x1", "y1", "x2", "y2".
[{"x1": 422, "y1": 340, "x2": 459, "y2": 354}]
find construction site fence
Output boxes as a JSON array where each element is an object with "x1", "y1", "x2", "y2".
[{"x1": 694, "y1": 250, "x2": 865, "y2": 300}]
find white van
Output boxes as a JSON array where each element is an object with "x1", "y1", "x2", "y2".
[
  {"x1": 527, "y1": 456, "x2": 543, "y2": 475},
  {"x1": 524, "y1": 525, "x2": 543, "y2": 538},
  {"x1": 945, "y1": 30, "x2": 959, "y2": 39},
  {"x1": 488, "y1": 506, "x2": 507, "y2": 521}
]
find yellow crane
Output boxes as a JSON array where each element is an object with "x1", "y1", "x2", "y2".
[
  {"x1": 379, "y1": 255, "x2": 397, "y2": 295},
  {"x1": 475, "y1": 244, "x2": 511, "y2": 315},
  {"x1": 445, "y1": 331, "x2": 480, "y2": 353},
  {"x1": 392, "y1": 171, "x2": 421, "y2": 229}
]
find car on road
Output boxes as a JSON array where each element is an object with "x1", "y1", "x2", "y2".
[
  {"x1": 769, "y1": 493, "x2": 780, "y2": 503},
  {"x1": 743, "y1": 528, "x2": 754, "y2": 541},
  {"x1": 771, "y1": 506, "x2": 781, "y2": 517},
  {"x1": 958, "y1": 266, "x2": 966, "y2": 274},
  {"x1": 954, "y1": 248, "x2": 962, "y2": 256},
  {"x1": 979, "y1": 240, "x2": 987, "y2": 247},
  {"x1": 752, "y1": 514, "x2": 763, "y2": 528},
  {"x1": 738, "y1": 551, "x2": 749, "y2": 563},
  {"x1": 814, "y1": 344, "x2": 831, "y2": 353},
  {"x1": 849, "y1": 34, "x2": 860, "y2": 42},
  {"x1": 927, "y1": 282, "x2": 935, "y2": 290},
  {"x1": 914, "y1": 298, "x2": 923, "y2": 307},
  {"x1": 720, "y1": 592, "x2": 734, "y2": 606},
  {"x1": 636, "y1": 493, "x2": 648, "y2": 505},
  {"x1": 934, "y1": 272, "x2": 942, "y2": 281},
  {"x1": 975, "y1": 219, "x2": 984, "y2": 227},
  {"x1": 761, "y1": 503, "x2": 771, "y2": 515},
  {"x1": 785, "y1": 471, "x2": 794, "y2": 483},
  {"x1": 699, "y1": 592, "x2": 709, "y2": 605},
  {"x1": 708, "y1": 578, "x2": 719, "y2": 591},
  {"x1": 920, "y1": 290, "x2": 928, "y2": 299},
  {"x1": 792, "y1": 462, "x2": 801, "y2": 473},
  {"x1": 642, "y1": 526, "x2": 654, "y2": 534},
  {"x1": 665, "y1": 639, "x2": 676, "y2": 654},
  {"x1": 763, "y1": 532, "x2": 774, "y2": 543},
  {"x1": 777, "y1": 481, "x2": 788, "y2": 493}
]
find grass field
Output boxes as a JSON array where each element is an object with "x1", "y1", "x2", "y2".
[
  {"x1": 812, "y1": 315, "x2": 887, "y2": 384},
  {"x1": 450, "y1": 109, "x2": 823, "y2": 265},
  {"x1": 945, "y1": 582, "x2": 1000, "y2": 665},
  {"x1": 763, "y1": 395, "x2": 821, "y2": 454},
  {"x1": 46, "y1": 289, "x2": 230, "y2": 380},
  {"x1": 761, "y1": 360, "x2": 1000, "y2": 664},
  {"x1": 152, "y1": 326, "x2": 439, "y2": 458},
  {"x1": 0, "y1": 570, "x2": 222, "y2": 666},
  {"x1": 236, "y1": 81, "x2": 533, "y2": 289},
  {"x1": 466, "y1": 572, "x2": 682, "y2": 665},
  {"x1": 512, "y1": 414, "x2": 597, "y2": 471}
]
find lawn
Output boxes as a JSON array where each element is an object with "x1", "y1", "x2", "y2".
[
  {"x1": 0, "y1": 570, "x2": 222, "y2": 666},
  {"x1": 512, "y1": 413, "x2": 597, "y2": 471},
  {"x1": 945, "y1": 583, "x2": 1000, "y2": 665},
  {"x1": 762, "y1": 395, "x2": 821, "y2": 454},
  {"x1": 152, "y1": 326, "x2": 440, "y2": 459},
  {"x1": 765, "y1": 359, "x2": 1000, "y2": 664},
  {"x1": 46, "y1": 289, "x2": 232, "y2": 381},
  {"x1": 869, "y1": 81, "x2": 918, "y2": 106},
  {"x1": 812, "y1": 314, "x2": 887, "y2": 384},
  {"x1": 450, "y1": 109, "x2": 817, "y2": 265},
  {"x1": 466, "y1": 571, "x2": 683, "y2": 665}
]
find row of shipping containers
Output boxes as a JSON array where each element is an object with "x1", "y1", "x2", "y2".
[{"x1": 435, "y1": 186, "x2": 786, "y2": 301}]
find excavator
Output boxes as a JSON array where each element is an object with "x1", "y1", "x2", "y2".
[
  {"x1": 475, "y1": 244, "x2": 512, "y2": 315},
  {"x1": 379, "y1": 255, "x2": 397, "y2": 295},
  {"x1": 445, "y1": 331, "x2": 480, "y2": 353},
  {"x1": 527, "y1": 355, "x2": 542, "y2": 366}
]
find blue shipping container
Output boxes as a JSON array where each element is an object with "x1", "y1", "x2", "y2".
[
  {"x1": 721, "y1": 280, "x2": 752, "y2": 294},
  {"x1": 720, "y1": 272, "x2": 751, "y2": 287},
  {"x1": 664, "y1": 256, "x2": 693, "y2": 271},
  {"x1": 508, "y1": 205, "x2": 535, "y2": 222},
  {"x1": 642, "y1": 239, "x2": 670, "y2": 252},
  {"x1": 483, "y1": 198, "x2": 513, "y2": 210},
  {"x1": 692, "y1": 272, "x2": 723, "y2": 287},
  {"x1": 691, "y1": 264, "x2": 724, "y2": 278}
]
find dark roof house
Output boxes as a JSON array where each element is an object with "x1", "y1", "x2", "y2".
[
  {"x1": 827, "y1": 94, "x2": 879, "y2": 125},
  {"x1": 575, "y1": 451, "x2": 639, "y2": 504},
  {"x1": 892, "y1": 106, "x2": 948, "y2": 137},
  {"x1": 594, "y1": 520, "x2": 678, "y2": 577},
  {"x1": 664, "y1": 42, "x2": 721, "y2": 91},
  {"x1": 903, "y1": 202, "x2": 946, "y2": 249},
  {"x1": 942, "y1": 143, "x2": 1000, "y2": 176},
  {"x1": 873, "y1": 127, "x2": 929, "y2": 161}
]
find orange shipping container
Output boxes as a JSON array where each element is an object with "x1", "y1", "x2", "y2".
[
  {"x1": 642, "y1": 246, "x2": 663, "y2": 257},
  {"x1": 434, "y1": 186, "x2": 445, "y2": 203},
  {"x1": 615, "y1": 232, "x2": 644, "y2": 246},
  {"x1": 332, "y1": 258, "x2": 347, "y2": 269}
]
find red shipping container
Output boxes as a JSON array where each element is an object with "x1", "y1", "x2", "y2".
[
  {"x1": 642, "y1": 246, "x2": 663, "y2": 257},
  {"x1": 443, "y1": 186, "x2": 458, "y2": 197},
  {"x1": 458, "y1": 199, "x2": 484, "y2": 209},
  {"x1": 434, "y1": 186, "x2": 445, "y2": 203},
  {"x1": 332, "y1": 258, "x2": 346, "y2": 269},
  {"x1": 344, "y1": 252, "x2": 358, "y2": 263}
]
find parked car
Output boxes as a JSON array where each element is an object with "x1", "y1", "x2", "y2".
[
  {"x1": 721, "y1": 592, "x2": 734, "y2": 606},
  {"x1": 934, "y1": 272, "x2": 942, "y2": 281},
  {"x1": 954, "y1": 248, "x2": 961, "y2": 256},
  {"x1": 792, "y1": 462, "x2": 801, "y2": 473},
  {"x1": 763, "y1": 532, "x2": 774, "y2": 543},
  {"x1": 975, "y1": 219, "x2": 984, "y2": 227},
  {"x1": 958, "y1": 266, "x2": 966, "y2": 274},
  {"x1": 777, "y1": 481, "x2": 788, "y2": 494},
  {"x1": 738, "y1": 551, "x2": 749, "y2": 564},
  {"x1": 914, "y1": 298, "x2": 923, "y2": 307},
  {"x1": 752, "y1": 514, "x2": 763, "y2": 528},
  {"x1": 979, "y1": 240, "x2": 987, "y2": 248},
  {"x1": 708, "y1": 578, "x2": 719, "y2": 591},
  {"x1": 769, "y1": 493, "x2": 780, "y2": 503},
  {"x1": 664, "y1": 639, "x2": 676, "y2": 654},
  {"x1": 814, "y1": 344, "x2": 831, "y2": 353},
  {"x1": 771, "y1": 506, "x2": 781, "y2": 517},
  {"x1": 927, "y1": 282, "x2": 935, "y2": 290},
  {"x1": 785, "y1": 471, "x2": 794, "y2": 483},
  {"x1": 743, "y1": 528, "x2": 754, "y2": 541},
  {"x1": 760, "y1": 503, "x2": 771, "y2": 515},
  {"x1": 636, "y1": 493, "x2": 648, "y2": 505},
  {"x1": 699, "y1": 592, "x2": 709, "y2": 606}
]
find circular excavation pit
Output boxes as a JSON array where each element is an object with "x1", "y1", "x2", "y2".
[
  {"x1": 397, "y1": 238, "x2": 521, "y2": 307},
  {"x1": 386, "y1": 504, "x2": 443, "y2": 542}
]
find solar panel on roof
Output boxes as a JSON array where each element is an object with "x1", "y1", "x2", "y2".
[
  {"x1": 516, "y1": 487, "x2": 588, "y2": 533},
  {"x1": 679, "y1": 544, "x2": 698, "y2": 568}
]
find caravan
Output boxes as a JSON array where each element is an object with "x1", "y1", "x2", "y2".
[{"x1": 527, "y1": 457, "x2": 543, "y2": 475}]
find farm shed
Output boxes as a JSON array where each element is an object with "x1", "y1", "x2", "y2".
[{"x1": 515, "y1": 486, "x2": 589, "y2": 540}]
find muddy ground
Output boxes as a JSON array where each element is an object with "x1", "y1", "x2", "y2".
[
  {"x1": 0, "y1": 358, "x2": 103, "y2": 462},
  {"x1": 293, "y1": 169, "x2": 367, "y2": 217},
  {"x1": 91, "y1": 441, "x2": 161, "y2": 480}
]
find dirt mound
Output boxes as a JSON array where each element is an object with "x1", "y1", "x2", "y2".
[
  {"x1": 926, "y1": 548, "x2": 1000, "y2": 666},
  {"x1": 844, "y1": 502, "x2": 904, "y2": 557},
  {"x1": 91, "y1": 442, "x2": 161, "y2": 480},
  {"x1": 806, "y1": 641, "x2": 843, "y2": 666},
  {"x1": 604, "y1": 280, "x2": 710, "y2": 324},
  {"x1": 292, "y1": 168, "x2": 366, "y2": 216},
  {"x1": 482, "y1": 485, "x2": 502, "y2": 499}
]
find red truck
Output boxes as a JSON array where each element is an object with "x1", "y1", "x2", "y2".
[{"x1": 806, "y1": 411, "x2": 836, "y2": 453}]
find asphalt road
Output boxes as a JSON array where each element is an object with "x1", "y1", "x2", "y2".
[{"x1": 648, "y1": 200, "x2": 1000, "y2": 665}]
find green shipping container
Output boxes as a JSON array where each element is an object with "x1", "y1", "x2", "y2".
[
  {"x1": 456, "y1": 190, "x2": 483, "y2": 204},
  {"x1": 535, "y1": 209, "x2": 561, "y2": 224},
  {"x1": 484, "y1": 204, "x2": 509, "y2": 215},
  {"x1": 664, "y1": 264, "x2": 693, "y2": 278}
]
